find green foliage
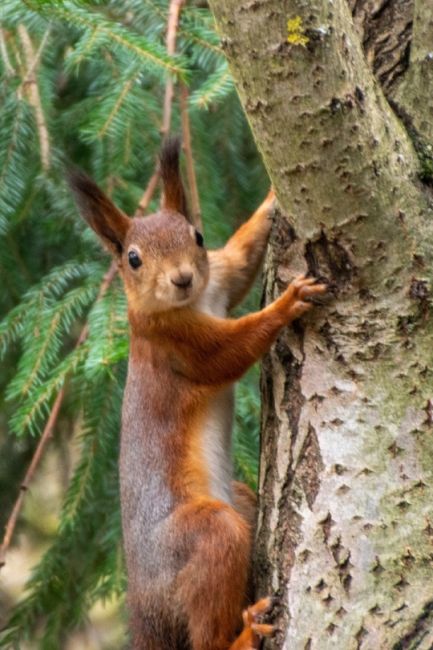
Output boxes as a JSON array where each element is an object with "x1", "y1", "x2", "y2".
[
  {"x1": 0, "y1": 1, "x2": 268, "y2": 646},
  {"x1": 1, "y1": 369, "x2": 126, "y2": 650}
]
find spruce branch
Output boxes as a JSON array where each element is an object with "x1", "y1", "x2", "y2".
[
  {"x1": 180, "y1": 25, "x2": 222, "y2": 56},
  {"x1": 17, "y1": 25, "x2": 50, "y2": 171},
  {"x1": 0, "y1": 262, "x2": 117, "y2": 571},
  {"x1": 136, "y1": 0, "x2": 186, "y2": 217},
  {"x1": 161, "y1": 0, "x2": 185, "y2": 137},
  {"x1": 15, "y1": 284, "x2": 95, "y2": 400},
  {"x1": 13, "y1": 344, "x2": 89, "y2": 438},
  {"x1": 97, "y1": 78, "x2": 134, "y2": 139},
  {"x1": 70, "y1": 24, "x2": 100, "y2": 68},
  {"x1": 145, "y1": 0, "x2": 223, "y2": 57},
  {"x1": 0, "y1": 99, "x2": 28, "y2": 235},
  {"x1": 0, "y1": 261, "x2": 98, "y2": 358},
  {"x1": 0, "y1": 387, "x2": 65, "y2": 569},
  {"x1": 45, "y1": 3, "x2": 187, "y2": 77},
  {"x1": 189, "y1": 62, "x2": 233, "y2": 109}
]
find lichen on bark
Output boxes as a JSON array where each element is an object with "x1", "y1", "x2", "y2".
[{"x1": 209, "y1": 0, "x2": 433, "y2": 648}]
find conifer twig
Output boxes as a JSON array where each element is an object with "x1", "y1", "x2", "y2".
[
  {"x1": 136, "y1": 0, "x2": 185, "y2": 216},
  {"x1": 180, "y1": 84, "x2": 202, "y2": 230},
  {"x1": 0, "y1": 388, "x2": 65, "y2": 569},
  {"x1": 17, "y1": 25, "x2": 51, "y2": 171},
  {"x1": 0, "y1": 262, "x2": 118, "y2": 570},
  {"x1": 98, "y1": 78, "x2": 134, "y2": 139}
]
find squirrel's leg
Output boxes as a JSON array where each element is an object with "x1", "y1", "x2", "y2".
[
  {"x1": 166, "y1": 276, "x2": 326, "y2": 385},
  {"x1": 208, "y1": 189, "x2": 275, "y2": 310},
  {"x1": 173, "y1": 499, "x2": 253, "y2": 650},
  {"x1": 232, "y1": 481, "x2": 257, "y2": 603},
  {"x1": 228, "y1": 598, "x2": 274, "y2": 650},
  {"x1": 232, "y1": 481, "x2": 257, "y2": 530}
]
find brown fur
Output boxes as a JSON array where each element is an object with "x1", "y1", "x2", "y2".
[
  {"x1": 67, "y1": 169, "x2": 130, "y2": 254},
  {"x1": 69, "y1": 142, "x2": 326, "y2": 650}
]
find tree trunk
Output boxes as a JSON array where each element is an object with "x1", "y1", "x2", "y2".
[{"x1": 208, "y1": 1, "x2": 433, "y2": 648}]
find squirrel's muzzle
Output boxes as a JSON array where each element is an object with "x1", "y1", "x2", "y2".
[{"x1": 170, "y1": 271, "x2": 193, "y2": 289}]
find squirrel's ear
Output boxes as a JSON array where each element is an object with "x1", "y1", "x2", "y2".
[
  {"x1": 159, "y1": 137, "x2": 190, "y2": 221},
  {"x1": 67, "y1": 169, "x2": 131, "y2": 256}
]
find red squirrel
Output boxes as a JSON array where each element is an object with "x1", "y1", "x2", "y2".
[{"x1": 69, "y1": 139, "x2": 326, "y2": 650}]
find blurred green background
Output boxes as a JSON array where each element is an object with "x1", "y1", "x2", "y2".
[{"x1": 0, "y1": 1, "x2": 268, "y2": 647}]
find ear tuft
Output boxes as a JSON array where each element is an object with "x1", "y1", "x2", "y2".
[
  {"x1": 67, "y1": 169, "x2": 130, "y2": 256},
  {"x1": 159, "y1": 137, "x2": 190, "y2": 220}
]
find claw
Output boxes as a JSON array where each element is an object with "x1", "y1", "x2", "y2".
[
  {"x1": 293, "y1": 274, "x2": 316, "y2": 287},
  {"x1": 251, "y1": 623, "x2": 274, "y2": 636},
  {"x1": 298, "y1": 283, "x2": 327, "y2": 299}
]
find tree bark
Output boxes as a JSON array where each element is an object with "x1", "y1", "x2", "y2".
[
  {"x1": 392, "y1": 1, "x2": 433, "y2": 145},
  {"x1": 208, "y1": 1, "x2": 433, "y2": 648}
]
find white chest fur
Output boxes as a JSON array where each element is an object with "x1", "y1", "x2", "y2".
[
  {"x1": 194, "y1": 264, "x2": 235, "y2": 504},
  {"x1": 201, "y1": 387, "x2": 234, "y2": 503}
]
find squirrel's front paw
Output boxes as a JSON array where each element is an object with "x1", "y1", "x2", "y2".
[{"x1": 285, "y1": 275, "x2": 327, "y2": 320}]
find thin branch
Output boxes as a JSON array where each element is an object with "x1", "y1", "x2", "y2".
[
  {"x1": 23, "y1": 27, "x2": 50, "y2": 83},
  {"x1": 136, "y1": 0, "x2": 185, "y2": 213},
  {"x1": 142, "y1": 0, "x2": 222, "y2": 56},
  {"x1": 17, "y1": 25, "x2": 51, "y2": 171},
  {"x1": 0, "y1": 388, "x2": 65, "y2": 569},
  {"x1": 51, "y1": 6, "x2": 185, "y2": 76},
  {"x1": 161, "y1": 0, "x2": 185, "y2": 137},
  {"x1": 134, "y1": 170, "x2": 161, "y2": 217},
  {"x1": 0, "y1": 27, "x2": 15, "y2": 77},
  {"x1": 180, "y1": 84, "x2": 202, "y2": 230}
]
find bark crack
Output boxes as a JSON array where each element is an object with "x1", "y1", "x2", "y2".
[{"x1": 392, "y1": 599, "x2": 433, "y2": 649}]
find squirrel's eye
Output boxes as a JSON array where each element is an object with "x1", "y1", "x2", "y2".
[
  {"x1": 128, "y1": 250, "x2": 142, "y2": 269},
  {"x1": 195, "y1": 231, "x2": 204, "y2": 247}
]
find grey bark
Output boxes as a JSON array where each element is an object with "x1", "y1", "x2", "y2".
[
  {"x1": 208, "y1": 0, "x2": 433, "y2": 648},
  {"x1": 392, "y1": 1, "x2": 433, "y2": 145},
  {"x1": 350, "y1": 0, "x2": 413, "y2": 94}
]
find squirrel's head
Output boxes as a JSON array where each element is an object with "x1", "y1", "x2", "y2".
[{"x1": 68, "y1": 139, "x2": 209, "y2": 313}]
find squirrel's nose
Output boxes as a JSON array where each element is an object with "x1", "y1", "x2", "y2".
[{"x1": 171, "y1": 272, "x2": 193, "y2": 289}]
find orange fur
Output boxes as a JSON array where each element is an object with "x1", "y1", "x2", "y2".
[
  {"x1": 208, "y1": 189, "x2": 275, "y2": 310},
  {"x1": 69, "y1": 142, "x2": 325, "y2": 650},
  {"x1": 173, "y1": 498, "x2": 251, "y2": 650},
  {"x1": 129, "y1": 276, "x2": 325, "y2": 386},
  {"x1": 232, "y1": 481, "x2": 257, "y2": 531},
  {"x1": 229, "y1": 598, "x2": 274, "y2": 650}
]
